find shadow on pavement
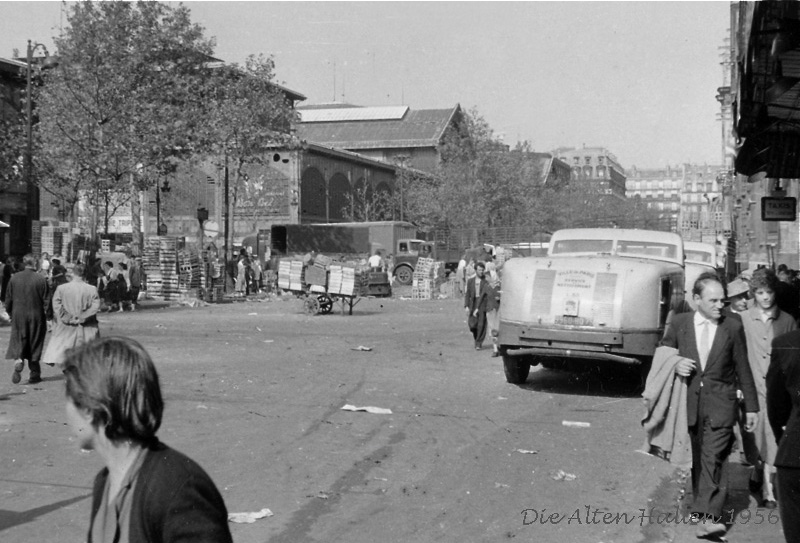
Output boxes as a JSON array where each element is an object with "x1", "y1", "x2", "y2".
[
  {"x1": 0, "y1": 493, "x2": 91, "y2": 532},
  {"x1": 519, "y1": 362, "x2": 645, "y2": 399}
]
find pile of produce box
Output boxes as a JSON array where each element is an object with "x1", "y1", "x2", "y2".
[
  {"x1": 411, "y1": 257, "x2": 436, "y2": 299},
  {"x1": 329, "y1": 263, "x2": 368, "y2": 296},
  {"x1": 277, "y1": 258, "x2": 305, "y2": 291}
]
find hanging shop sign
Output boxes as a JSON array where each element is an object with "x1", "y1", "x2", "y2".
[{"x1": 761, "y1": 197, "x2": 797, "y2": 221}]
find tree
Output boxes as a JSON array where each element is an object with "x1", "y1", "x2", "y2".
[
  {"x1": 0, "y1": 115, "x2": 25, "y2": 192},
  {"x1": 34, "y1": 1, "x2": 215, "y2": 250},
  {"x1": 202, "y1": 54, "x2": 298, "y2": 260},
  {"x1": 403, "y1": 107, "x2": 549, "y2": 231}
]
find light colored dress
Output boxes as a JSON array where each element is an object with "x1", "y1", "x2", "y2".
[
  {"x1": 42, "y1": 280, "x2": 100, "y2": 366},
  {"x1": 740, "y1": 306, "x2": 797, "y2": 465}
]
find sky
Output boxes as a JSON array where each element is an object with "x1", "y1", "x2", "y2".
[{"x1": 0, "y1": 1, "x2": 732, "y2": 170}]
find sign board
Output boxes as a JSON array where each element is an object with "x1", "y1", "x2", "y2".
[{"x1": 761, "y1": 197, "x2": 797, "y2": 221}]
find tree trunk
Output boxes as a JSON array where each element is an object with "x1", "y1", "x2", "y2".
[{"x1": 130, "y1": 172, "x2": 142, "y2": 256}]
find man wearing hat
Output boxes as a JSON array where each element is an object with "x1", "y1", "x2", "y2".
[{"x1": 722, "y1": 278, "x2": 750, "y2": 322}]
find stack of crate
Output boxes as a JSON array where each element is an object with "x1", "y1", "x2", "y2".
[
  {"x1": 411, "y1": 257, "x2": 436, "y2": 299},
  {"x1": 142, "y1": 237, "x2": 181, "y2": 301},
  {"x1": 329, "y1": 264, "x2": 343, "y2": 295},
  {"x1": 277, "y1": 259, "x2": 292, "y2": 290},
  {"x1": 177, "y1": 251, "x2": 201, "y2": 296},
  {"x1": 158, "y1": 238, "x2": 180, "y2": 300}
]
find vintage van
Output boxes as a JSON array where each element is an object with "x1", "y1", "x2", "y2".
[{"x1": 497, "y1": 228, "x2": 685, "y2": 383}]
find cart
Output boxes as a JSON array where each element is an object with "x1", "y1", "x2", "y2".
[{"x1": 278, "y1": 258, "x2": 366, "y2": 316}]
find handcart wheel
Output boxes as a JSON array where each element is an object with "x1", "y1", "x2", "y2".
[
  {"x1": 318, "y1": 295, "x2": 333, "y2": 314},
  {"x1": 303, "y1": 296, "x2": 321, "y2": 315}
]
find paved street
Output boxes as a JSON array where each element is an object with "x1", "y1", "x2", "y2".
[{"x1": 0, "y1": 297, "x2": 787, "y2": 542}]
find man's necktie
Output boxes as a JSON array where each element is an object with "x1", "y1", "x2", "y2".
[{"x1": 698, "y1": 320, "x2": 710, "y2": 370}]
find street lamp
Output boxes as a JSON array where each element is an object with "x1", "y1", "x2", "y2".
[
  {"x1": 156, "y1": 179, "x2": 171, "y2": 236},
  {"x1": 24, "y1": 39, "x2": 57, "y2": 249}
]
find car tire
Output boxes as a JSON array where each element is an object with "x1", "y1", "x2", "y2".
[{"x1": 502, "y1": 353, "x2": 530, "y2": 384}]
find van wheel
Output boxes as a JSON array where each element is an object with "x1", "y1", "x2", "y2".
[
  {"x1": 395, "y1": 265, "x2": 413, "y2": 285},
  {"x1": 502, "y1": 353, "x2": 530, "y2": 384}
]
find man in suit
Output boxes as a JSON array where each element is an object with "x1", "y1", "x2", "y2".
[
  {"x1": 767, "y1": 328, "x2": 800, "y2": 543},
  {"x1": 4, "y1": 253, "x2": 49, "y2": 384},
  {"x1": 660, "y1": 271, "x2": 759, "y2": 539},
  {"x1": 464, "y1": 261, "x2": 492, "y2": 350}
]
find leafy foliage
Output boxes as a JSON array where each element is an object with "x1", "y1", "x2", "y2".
[{"x1": 403, "y1": 107, "x2": 667, "y2": 235}]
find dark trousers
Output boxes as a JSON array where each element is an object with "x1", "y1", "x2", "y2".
[
  {"x1": 689, "y1": 400, "x2": 734, "y2": 520},
  {"x1": 26, "y1": 359, "x2": 41, "y2": 379},
  {"x1": 777, "y1": 467, "x2": 800, "y2": 542},
  {"x1": 469, "y1": 309, "x2": 488, "y2": 346}
]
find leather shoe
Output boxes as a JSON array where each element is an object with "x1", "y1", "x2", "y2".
[
  {"x1": 27, "y1": 375, "x2": 42, "y2": 385},
  {"x1": 11, "y1": 360, "x2": 23, "y2": 384},
  {"x1": 491, "y1": 351, "x2": 500, "y2": 357},
  {"x1": 695, "y1": 522, "x2": 727, "y2": 539},
  {"x1": 762, "y1": 499, "x2": 777, "y2": 509}
]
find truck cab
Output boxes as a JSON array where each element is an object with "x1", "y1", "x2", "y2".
[
  {"x1": 498, "y1": 228, "x2": 685, "y2": 383},
  {"x1": 393, "y1": 238, "x2": 433, "y2": 285}
]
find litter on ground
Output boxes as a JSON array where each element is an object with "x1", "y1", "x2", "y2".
[
  {"x1": 562, "y1": 420, "x2": 591, "y2": 428},
  {"x1": 341, "y1": 404, "x2": 392, "y2": 415},
  {"x1": 515, "y1": 449, "x2": 539, "y2": 454},
  {"x1": 551, "y1": 470, "x2": 577, "y2": 481},
  {"x1": 228, "y1": 508, "x2": 273, "y2": 524},
  {"x1": 351, "y1": 345, "x2": 373, "y2": 351}
]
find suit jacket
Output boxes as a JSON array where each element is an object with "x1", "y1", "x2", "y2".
[
  {"x1": 767, "y1": 329, "x2": 800, "y2": 468},
  {"x1": 660, "y1": 312, "x2": 758, "y2": 428},
  {"x1": 464, "y1": 276, "x2": 492, "y2": 314}
]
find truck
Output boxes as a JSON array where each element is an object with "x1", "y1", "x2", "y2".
[
  {"x1": 497, "y1": 228, "x2": 686, "y2": 384},
  {"x1": 390, "y1": 227, "x2": 551, "y2": 285},
  {"x1": 266, "y1": 221, "x2": 421, "y2": 295},
  {"x1": 269, "y1": 221, "x2": 417, "y2": 257}
]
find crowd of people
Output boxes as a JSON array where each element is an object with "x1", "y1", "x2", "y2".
[
  {"x1": 647, "y1": 265, "x2": 800, "y2": 541},
  {"x1": 3, "y1": 254, "x2": 232, "y2": 540}
]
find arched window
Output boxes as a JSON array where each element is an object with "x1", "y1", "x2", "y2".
[
  {"x1": 300, "y1": 167, "x2": 326, "y2": 221},
  {"x1": 328, "y1": 173, "x2": 351, "y2": 221}
]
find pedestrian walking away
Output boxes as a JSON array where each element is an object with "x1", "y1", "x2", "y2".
[
  {"x1": 659, "y1": 271, "x2": 759, "y2": 539},
  {"x1": 464, "y1": 261, "x2": 492, "y2": 350},
  {"x1": 63, "y1": 336, "x2": 233, "y2": 543},
  {"x1": 4, "y1": 253, "x2": 49, "y2": 384},
  {"x1": 767, "y1": 328, "x2": 800, "y2": 543},
  {"x1": 42, "y1": 263, "x2": 101, "y2": 368},
  {"x1": 739, "y1": 268, "x2": 797, "y2": 508},
  {"x1": 128, "y1": 257, "x2": 143, "y2": 311}
]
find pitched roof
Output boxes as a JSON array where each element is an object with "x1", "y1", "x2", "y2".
[{"x1": 296, "y1": 104, "x2": 461, "y2": 149}]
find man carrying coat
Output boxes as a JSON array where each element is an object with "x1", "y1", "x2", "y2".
[
  {"x1": 5, "y1": 254, "x2": 49, "y2": 384},
  {"x1": 660, "y1": 271, "x2": 759, "y2": 539},
  {"x1": 464, "y1": 261, "x2": 493, "y2": 350}
]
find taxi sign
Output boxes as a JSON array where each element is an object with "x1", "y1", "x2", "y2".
[{"x1": 761, "y1": 197, "x2": 797, "y2": 221}]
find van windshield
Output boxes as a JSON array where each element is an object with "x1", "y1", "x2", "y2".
[
  {"x1": 617, "y1": 240, "x2": 678, "y2": 259},
  {"x1": 685, "y1": 250, "x2": 713, "y2": 263},
  {"x1": 551, "y1": 239, "x2": 613, "y2": 254},
  {"x1": 551, "y1": 238, "x2": 679, "y2": 260}
]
